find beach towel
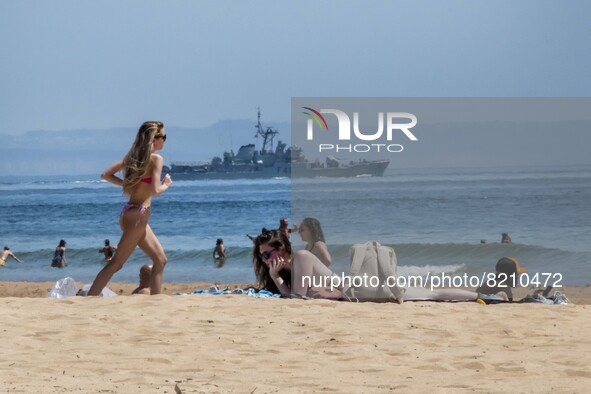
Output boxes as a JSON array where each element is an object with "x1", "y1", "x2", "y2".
[
  {"x1": 181, "y1": 286, "x2": 282, "y2": 298},
  {"x1": 343, "y1": 241, "x2": 404, "y2": 303}
]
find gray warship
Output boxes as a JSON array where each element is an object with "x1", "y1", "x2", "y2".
[{"x1": 164, "y1": 109, "x2": 389, "y2": 180}]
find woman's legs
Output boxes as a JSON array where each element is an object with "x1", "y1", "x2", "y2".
[
  {"x1": 87, "y1": 210, "x2": 148, "y2": 296},
  {"x1": 403, "y1": 287, "x2": 508, "y2": 302},
  {"x1": 137, "y1": 224, "x2": 167, "y2": 295},
  {"x1": 291, "y1": 250, "x2": 337, "y2": 296}
]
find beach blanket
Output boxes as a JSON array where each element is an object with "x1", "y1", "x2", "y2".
[{"x1": 177, "y1": 286, "x2": 281, "y2": 298}]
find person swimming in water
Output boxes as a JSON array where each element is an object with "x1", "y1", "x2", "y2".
[
  {"x1": 0, "y1": 246, "x2": 23, "y2": 266},
  {"x1": 501, "y1": 232, "x2": 512, "y2": 244}
]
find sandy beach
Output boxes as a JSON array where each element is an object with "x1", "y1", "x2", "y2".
[{"x1": 1, "y1": 282, "x2": 590, "y2": 393}]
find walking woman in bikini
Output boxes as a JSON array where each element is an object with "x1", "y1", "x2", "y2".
[{"x1": 88, "y1": 121, "x2": 172, "y2": 296}]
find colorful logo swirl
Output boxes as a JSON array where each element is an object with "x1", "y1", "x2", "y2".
[{"x1": 302, "y1": 107, "x2": 329, "y2": 131}]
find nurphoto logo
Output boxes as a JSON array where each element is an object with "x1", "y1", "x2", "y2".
[{"x1": 302, "y1": 107, "x2": 418, "y2": 153}]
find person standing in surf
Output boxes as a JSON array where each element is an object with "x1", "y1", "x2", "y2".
[
  {"x1": 88, "y1": 121, "x2": 172, "y2": 296},
  {"x1": 98, "y1": 239, "x2": 117, "y2": 263},
  {"x1": 51, "y1": 240, "x2": 67, "y2": 268}
]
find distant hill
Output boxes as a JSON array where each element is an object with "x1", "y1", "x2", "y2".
[
  {"x1": 1, "y1": 119, "x2": 291, "y2": 176},
  {"x1": 2, "y1": 118, "x2": 589, "y2": 176}
]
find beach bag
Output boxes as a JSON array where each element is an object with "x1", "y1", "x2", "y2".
[
  {"x1": 343, "y1": 241, "x2": 404, "y2": 303},
  {"x1": 47, "y1": 277, "x2": 78, "y2": 298}
]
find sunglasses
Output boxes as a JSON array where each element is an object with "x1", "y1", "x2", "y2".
[
  {"x1": 261, "y1": 250, "x2": 274, "y2": 261},
  {"x1": 261, "y1": 242, "x2": 283, "y2": 261},
  {"x1": 155, "y1": 134, "x2": 167, "y2": 141}
]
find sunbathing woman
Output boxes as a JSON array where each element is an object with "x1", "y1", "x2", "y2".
[
  {"x1": 253, "y1": 230, "x2": 507, "y2": 302},
  {"x1": 253, "y1": 230, "x2": 336, "y2": 296},
  {"x1": 88, "y1": 121, "x2": 172, "y2": 296},
  {"x1": 297, "y1": 217, "x2": 332, "y2": 267}
]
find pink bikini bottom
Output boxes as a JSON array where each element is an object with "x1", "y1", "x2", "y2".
[{"x1": 121, "y1": 202, "x2": 150, "y2": 215}]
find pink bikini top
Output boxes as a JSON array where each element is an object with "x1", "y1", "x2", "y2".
[{"x1": 140, "y1": 177, "x2": 153, "y2": 184}]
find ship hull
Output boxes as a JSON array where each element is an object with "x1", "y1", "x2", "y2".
[
  {"x1": 167, "y1": 160, "x2": 389, "y2": 180},
  {"x1": 168, "y1": 165, "x2": 290, "y2": 180},
  {"x1": 292, "y1": 160, "x2": 389, "y2": 178}
]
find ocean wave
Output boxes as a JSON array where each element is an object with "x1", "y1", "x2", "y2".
[
  {"x1": 7, "y1": 246, "x2": 255, "y2": 267},
  {"x1": 12, "y1": 242, "x2": 585, "y2": 269},
  {"x1": 323, "y1": 242, "x2": 590, "y2": 282},
  {"x1": 0, "y1": 176, "x2": 290, "y2": 192},
  {"x1": 2, "y1": 242, "x2": 589, "y2": 285}
]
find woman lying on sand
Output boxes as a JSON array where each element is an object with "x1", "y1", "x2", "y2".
[{"x1": 253, "y1": 230, "x2": 507, "y2": 302}]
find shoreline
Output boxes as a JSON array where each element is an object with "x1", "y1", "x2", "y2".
[
  {"x1": 2, "y1": 281, "x2": 590, "y2": 304},
  {"x1": 0, "y1": 281, "x2": 255, "y2": 298}
]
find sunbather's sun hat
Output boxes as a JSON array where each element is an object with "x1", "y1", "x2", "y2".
[{"x1": 496, "y1": 257, "x2": 527, "y2": 275}]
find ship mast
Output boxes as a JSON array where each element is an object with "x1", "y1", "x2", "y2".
[{"x1": 254, "y1": 107, "x2": 278, "y2": 154}]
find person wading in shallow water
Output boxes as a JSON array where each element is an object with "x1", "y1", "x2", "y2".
[
  {"x1": 98, "y1": 239, "x2": 117, "y2": 263},
  {"x1": 501, "y1": 232, "x2": 512, "y2": 244},
  {"x1": 51, "y1": 240, "x2": 67, "y2": 268},
  {"x1": 1, "y1": 246, "x2": 23, "y2": 266}
]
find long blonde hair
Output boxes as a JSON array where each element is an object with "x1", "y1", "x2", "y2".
[{"x1": 122, "y1": 121, "x2": 164, "y2": 194}]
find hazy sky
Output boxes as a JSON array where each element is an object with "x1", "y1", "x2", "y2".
[{"x1": 1, "y1": 0, "x2": 590, "y2": 135}]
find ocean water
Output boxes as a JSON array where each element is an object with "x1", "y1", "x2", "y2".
[{"x1": 1, "y1": 165, "x2": 590, "y2": 286}]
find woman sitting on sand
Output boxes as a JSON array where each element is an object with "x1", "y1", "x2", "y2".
[
  {"x1": 253, "y1": 230, "x2": 508, "y2": 302},
  {"x1": 132, "y1": 264, "x2": 152, "y2": 295},
  {"x1": 296, "y1": 217, "x2": 332, "y2": 267}
]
